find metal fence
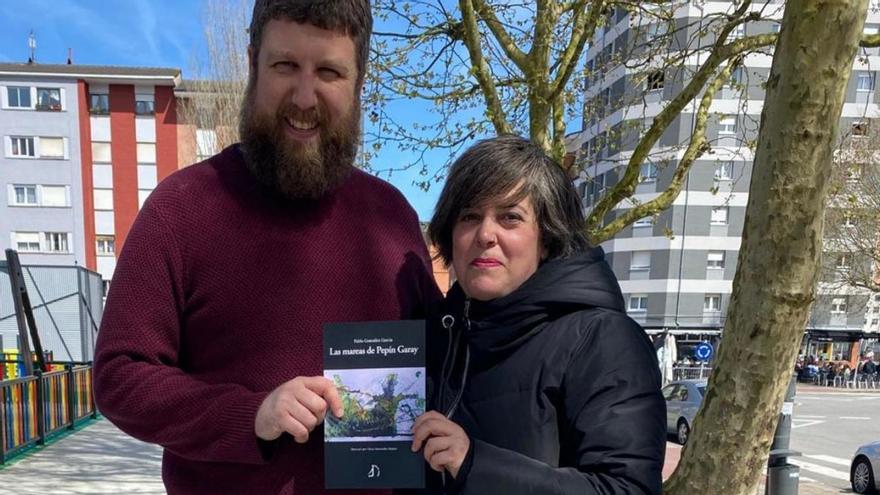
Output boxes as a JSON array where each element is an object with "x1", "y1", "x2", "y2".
[
  {"x1": 0, "y1": 363, "x2": 96, "y2": 463},
  {"x1": 672, "y1": 366, "x2": 713, "y2": 381}
]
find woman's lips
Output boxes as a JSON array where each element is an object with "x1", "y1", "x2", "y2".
[{"x1": 471, "y1": 258, "x2": 502, "y2": 268}]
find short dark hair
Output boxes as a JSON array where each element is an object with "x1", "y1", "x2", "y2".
[
  {"x1": 249, "y1": 0, "x2": 372, "y2": 85},
  {"x1": 428, "y1": 135, "x2": 589, "y2": 265}
]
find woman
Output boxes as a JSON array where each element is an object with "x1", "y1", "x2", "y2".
[{"x1": 411, "y1": 136, "x2": 665, "y2": 494}]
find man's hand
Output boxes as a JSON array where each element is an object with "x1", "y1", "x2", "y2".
[
  {"x1": 255, "y1": 376, "x2": 344, "y2": 443},
  {"x1": 411, "y1": 411, "x2": 470, "y2": 479}
]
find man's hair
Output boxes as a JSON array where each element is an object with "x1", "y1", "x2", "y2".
[
  {"x1": 428, "y1": 135, "x2": 589, "y2": 266},
  {"x1": 249, "y1": 0, "x2": 372, "y2": 85}
]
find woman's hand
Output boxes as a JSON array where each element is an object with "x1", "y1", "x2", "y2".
[{"x1": 411, "y1": 411, "x2": 470, "y2": 478}]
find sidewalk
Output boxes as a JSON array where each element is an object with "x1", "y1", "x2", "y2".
[
  {"x1": 0, "y1": 418, "x2": 164, "y2": 495},
  {"x1": 664, "y1": 443, "x2": 842, "y2": 495}
]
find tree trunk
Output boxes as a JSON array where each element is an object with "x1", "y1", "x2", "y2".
[{"x1": 664, "y1": 1, "x2": 867, "y2": 493}]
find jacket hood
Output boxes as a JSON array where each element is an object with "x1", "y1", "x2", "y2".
[{"x1": 443, "y1": 246, "x2": 625, "y2": 354}]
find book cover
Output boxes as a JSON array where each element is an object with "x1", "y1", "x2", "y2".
[{"x1": 323, "y1": 320, "x2": 426, "y2": 490}]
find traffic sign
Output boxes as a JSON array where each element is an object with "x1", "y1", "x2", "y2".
[{"x1": 694, "y1": 342, "x2": 714, "y2": 361}]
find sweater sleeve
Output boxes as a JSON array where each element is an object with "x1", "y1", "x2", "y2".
[
  {"x1": 456, "y1": 313, "x2": 666, "y2": 495},
  {"x1": 93, "y1": 198, "x2": 271, "y2": 465}
]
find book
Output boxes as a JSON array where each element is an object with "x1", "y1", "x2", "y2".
[{"x1": 323, "y1": 320, "x2": 426, "y2": 489}]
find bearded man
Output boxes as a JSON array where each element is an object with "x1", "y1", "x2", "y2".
[{"x1": 93, "y1": 1, "x2": 440, "y2": 493}]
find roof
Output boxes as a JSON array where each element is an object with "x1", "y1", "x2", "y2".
[{"x1": 0, "y1": 63, "x2": 181, "y2": 85}]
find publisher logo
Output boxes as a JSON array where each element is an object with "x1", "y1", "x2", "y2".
[{"x1": 368, "y1": 464, "x2": 381, "y2": 478}]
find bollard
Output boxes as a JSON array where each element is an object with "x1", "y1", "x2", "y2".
[{"x1": 765, "y1": 376, "x2": 800, "y2": 495}]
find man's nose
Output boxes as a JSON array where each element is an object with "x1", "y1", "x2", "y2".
[{"x1": 291, "y1": 74, "x2": 318, "y2": 110}]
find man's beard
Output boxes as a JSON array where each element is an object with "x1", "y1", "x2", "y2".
[{"x1": 238, "y1": 86, "x2": 360, "y2": 201}]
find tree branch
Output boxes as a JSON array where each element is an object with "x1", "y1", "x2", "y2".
[{"x1": 471, "y1": 0, "x2": 530, "y2": 71}]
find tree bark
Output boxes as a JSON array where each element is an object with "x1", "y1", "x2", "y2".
[{"x1": 664, "y1": 1, "x2": 868, "y2": 493}]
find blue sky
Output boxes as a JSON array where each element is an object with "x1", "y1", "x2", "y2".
[{"x1": 0, "y1": 0, "x2": 443, "y2": 219}]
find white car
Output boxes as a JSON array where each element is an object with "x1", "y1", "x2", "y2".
[
  {"x1": 852, "y1": 441, "x2": 880, "y2": 494},
  {"x1": 661, "y1": 379, "x2": 706, "y2": 445}
]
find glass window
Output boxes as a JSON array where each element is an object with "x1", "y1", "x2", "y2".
[
  {"x1": 11, "y1": 136, "x2": 35, "y2": 157},
  {"x1": 719, "y1": 116, "x2": 737, "y2": 135},
  {"x1": 708, "y1": 251, "x2": 725, "y2": 269},
  {"x1": 858, "y1": 72, "x2": 875, "y2": 91},
  {"x1": 7, "y1": 86, "x2": 31, "y2": 108},
  {"x1": 135, "y1": 99, "x2": 155, "y2": 115},
  {"x1": 93, "y1": 189, "x2": 114, "y2": 210},
  {"x1": 44, "y1": 232, "x2": 69, "y2": 253},
  {"x1": 704, "y1": 295, "x2": 722, "y2": 312},
  {"x1": 92, "y1": 142, "x2": 112, "y2": 163},
  {"x1": 727, "y1": 24, "x2": 745, "y2": 42},
  {"x1": 13, "y1": 185, "x2": 37, "y2": 205},
  {"x1": 40, "y1": 137, "x2": 64, "y2": 158},
  {"x1": 41, "y1": 186, "x2": 67, "y2": 207},
  {"x1": 137, "y1": 143, "x2": 156, "y2": 163},
  {"x1": 715, "y1": 162, "x2": 734, "y2": 180},
  {"x1": 96, "y1": 235, "x2": 115, "y2": 255},
  {"x1": 711, "y1": 207, "x2": 729, "y2": 225},
  {"x1": 14, "y1": 232, "x2": 41, "y2": 252},
  {"x1": 89, "y1": 94, "x2": 109, "y2": 114},
  {"x1": 628, "y1": 295, "x2": 648, "y2": 312},
  {"x1": 831, "y1": 298, "x2": 847, "y2": 313},
  {"x1": 647, "y1": 71, "x2": 664, "y2": 91},
  {"x1": 640, "y1": 163, "x2": 658, "y2": 182},
  {"x1": 35, "y1": 87, "x2": 62, "y2": 111},
  {"x1": 630, "y1": 251, "x2": 651, "y2": 271}
]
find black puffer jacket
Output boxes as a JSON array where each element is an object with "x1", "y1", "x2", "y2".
[{"x1": 430, "y1": 247, "x2": 665, "y2": 494}]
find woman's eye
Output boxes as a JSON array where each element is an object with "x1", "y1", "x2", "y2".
[
  {"x1": 501, "y1": 213, "x2": 523, "y2": 223},
  {"x1": 459, "y1": 213, "x2": 479, "y2": 222}
]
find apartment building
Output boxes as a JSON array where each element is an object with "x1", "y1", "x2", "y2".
[
  {"x1": 0, "y1": 63, "x2": 180, "y2": 289},
  {"x1": 570, "y1": 2, "x2": 879, "y2": 355}
]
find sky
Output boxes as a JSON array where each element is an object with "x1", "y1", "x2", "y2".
[{"x1": 0, "y1": 0, "x2": 443, "y2": 219}]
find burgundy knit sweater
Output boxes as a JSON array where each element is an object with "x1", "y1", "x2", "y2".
[{"x1": 94, "y1": 145, "x2": 440, "y2": 495}]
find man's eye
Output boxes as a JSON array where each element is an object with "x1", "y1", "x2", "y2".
[
  {"x1": 319, "y1": 68, "x2": 341, "y2": 78},
  {"x1": 274, "y1": 62, "x2": 296, "y2": 70}
]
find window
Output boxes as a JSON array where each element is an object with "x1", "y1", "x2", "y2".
[
  {"x1": 715, "y1": 162, "x2": 733, "y2": 180},
  {"x1": 727, "y1": 24, "x2": 745, "y2": 42},
  {"x1": 630, "y1": 251, "x2": 651, "y2": 271},
  {"x1": 12, "y1": 185, "x2": 37, "y2": 206},
  {"x1": 135, "y1": 99, "x2": 155, "y2": 115},
  {"x1": 41, "y1": 186, "x2": 67, "y2": 207},
  {"x1": 719, "y1": 116, "x2": 737, "y2": 135},
  {"x1": 704, "y1": 294, "x2": 722, "y2": 312},
  {"x1": 93, "y1": 189, "x2": 114, "y2": 210},
  {"x1": 711, "y1": 206, "x2": 729, "y2": 225},
  {"x1": 843, "y1": 213, "x2": 857, "y2": 228},
  {"x1": 92, "y1": 142, "x2": 111, "y2": 163},
  {"x1": 7, "y1": 86, "x2": 31, "y2": 108},
  {"x1": 640, "y1": 163, "x2": 658, "y2": 182},
  {"x1": 137, "y1": 143, "x2": 156, "y2": 163},
  {"x1": 831, "y1": 297, "x2": 847, "y2": 314},
  {"x1": 11, "y1": 136, "x2": 35, "y2": 157},
  {"x1": 96, "y1": 235, "x2": 115, "y2": 256},
  {"x1": 102, "y1": 279, "x2": 111, "y2": 297},
  {"x1": 89, "y1": 93, "x2": 109, "y2": 114},
  {"x1": 13, "y1": 232, "x2": 41, "y2": 252},
  {"x1": 725, "y1": 67, "x2": 743, "y2": 88},
  {"x1": 634, "y1": 216, "x2": 653, "y2": 227},
  {"x1": 44, "y1": 232, "x2": 69, "y2": 253},
  {"x1": 647, "y1": 70, "x2": 665, "y2": 91},
  {"x1": 628, "y1": 295, "x2": 648, "y2": 312},
  {"x1": 708, "y1": 251, "x2": 725, "y2": 269},
  {"x1": 35, "y1": 87, "x2": 62, "y2": 111},
  {"x1": 836, "y1": 254, "x2": 850, "y2": 268},
  {"x1": 857, "y1": 72, "x2": 876, "y2": 92},
  {"x1": 39, "y1": 137, "x2": 64, "y2": 158}
]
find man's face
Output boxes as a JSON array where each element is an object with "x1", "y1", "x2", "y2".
[{"x1": 240, "y1": 19, "x2": 361, "y2": 199}]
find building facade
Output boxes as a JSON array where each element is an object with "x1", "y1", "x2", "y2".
[
  {"x1": 571, "y1": 2, "x2": 880, "y2": 357},
  {"x1": 0, "y1": 63, "x2": 181, "y2": 289}
]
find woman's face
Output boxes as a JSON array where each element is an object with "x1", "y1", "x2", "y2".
[{"x1": 451, "y1": 192, "x2": 544, "y2": 301}]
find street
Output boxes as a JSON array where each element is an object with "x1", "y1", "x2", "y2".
[{"x1": 790, "y1": 386, "x2": 880, "y2": 493}]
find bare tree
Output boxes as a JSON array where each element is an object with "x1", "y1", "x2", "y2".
[
  {"x1": 664, "y1": 1, "x2": 869, "y2": 493},
  {"x1": 822, "y1": 124, "x2": 880, "y2": 293},
  {"x1": 178, "y1": 0, "x2": 250, "y2": 165}
]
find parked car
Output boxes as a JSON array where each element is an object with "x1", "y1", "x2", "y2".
[
  {"x1": 851, "y1": 441, "x2": 880, "y2": 494},
  {"x1": 661, "y1": 379, "x2": 706, "y2": 445}
]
